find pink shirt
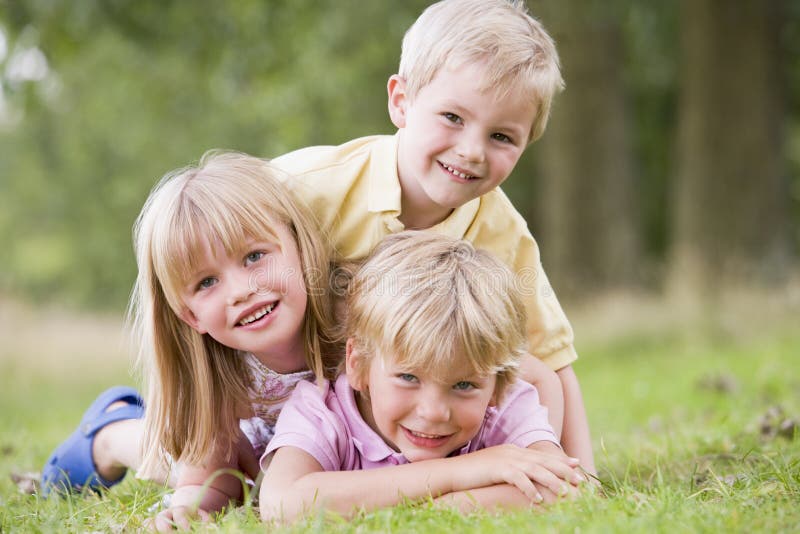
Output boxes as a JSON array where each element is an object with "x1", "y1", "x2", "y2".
[{"x1": 261, "y1": 375, "x2": 558, "y2": 471}]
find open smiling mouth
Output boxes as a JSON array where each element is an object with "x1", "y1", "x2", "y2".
[
  {"x1": 402, "y1": 426, "x2": 453, "y2": 448},
  {"x1": 439, "y1": 161, "x2": 478, "y2": 180},
  {"x1": 237, "y1": 302, "x2": 278, "y2": 327}
]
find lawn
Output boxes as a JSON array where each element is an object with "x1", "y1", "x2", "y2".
[{"x1": 1, "y1": 296, "x2": 798, "y2": 532}]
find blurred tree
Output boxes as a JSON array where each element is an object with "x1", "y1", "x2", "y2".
[
  {"x1": 0, "y1": 0, "x2": 797, "y2": 310},
  {"x1": 531, "y1": 0, "x2": 642, "y2": 297},
  {"x1": 668, "y1": 0, "x2": 793, "y2": 299},
  {"x1": 0, "y1": 0, "x2": 427, "y2": 308}
]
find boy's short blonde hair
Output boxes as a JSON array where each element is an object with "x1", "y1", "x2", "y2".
[
  {"x1": 399, "y1": 0, "x2": 564, "y2": 142},
  {"x1": 346, "y1": 231, "x2": 527, "y2": 398}
]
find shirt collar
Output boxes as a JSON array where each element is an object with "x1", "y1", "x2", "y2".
[
  {"x1": 334, "y1": 375, "x2": 407, "y2": 465},
  {"x1": 367, "y1": 134, "x2": 403, "y2": 214},
  {"x1": 366, "y1": 133, "x2": 482, "y2": 236}
]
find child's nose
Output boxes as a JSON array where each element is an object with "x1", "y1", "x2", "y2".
[
  {"x1": 416, "y1": 390, "x2": 450, "y2": 422},
  {"x1": 455, "y1": 130, "x2": 486, "y2": 163},
  {"x1": 226, "y1": 271, "x2": 255, "y2": 305}
]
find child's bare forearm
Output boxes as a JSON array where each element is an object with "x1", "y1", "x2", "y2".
[
  {"x1": 557, "y1": 365, "x2": 596, "y2": 475},
  {"x1": 169, "y1": 483, "x2": 234, "y2": 514},
  {"x1": 433, "y1": 484, "x2": 533, "y2": 512},
  {"x1": 261, "y1": 444, "x2": 581, "y2": 522},
  {"x1": 519, "y1": 353, "x2": 564, "y2": 437},
  {"x1": 433, "y1": 477, "x2": 577, "y2": 512},
  {"x1": 262, "y1": 453, "x2": 464, "y2": 521},
  {"x1": 171, "y1": 439, "x2": 253, "y2": 513}
]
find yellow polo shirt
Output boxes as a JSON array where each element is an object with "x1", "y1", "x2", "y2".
[{"x1": 273, "y1": 134, "x2": 577, "y2": 371}]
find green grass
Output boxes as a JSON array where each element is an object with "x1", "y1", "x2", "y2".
[{"x1": 1, "y1": 312, "x2": 798, "y2": 532}]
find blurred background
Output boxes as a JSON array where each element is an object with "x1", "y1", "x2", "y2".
[{"x1": 0, "y1": 0, "x2": 798, "y2": 320}]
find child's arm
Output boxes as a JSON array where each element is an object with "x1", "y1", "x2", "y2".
[
  {"x1": 518, "y1": 352, "x2": 565, "y2": 438},
  {"x1": 558, "y1": 364, "x2": 596, "y2": 474},
  {"x1": 151, "y1": 430, "x2": 260, "y2": 531},
  {"x1": 518, "y1": 355, "x2": 595, "y2": 475},
  {"x1": 260, "y1": 442, "x2": 579, "y2": 522},
  {"x1": 431, "y1": 441, "x2": 580, "y2": 512}
]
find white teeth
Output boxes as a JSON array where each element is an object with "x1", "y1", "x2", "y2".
[
  {"x1": 410, "y1": 430, "x2": 443, "y2": 439},
  {"x1": 444, "y1": 164, "x2": 475, "y2": 180},
  {"x1": 238, "y1": 303, "x2": 276, "y2": 326}
]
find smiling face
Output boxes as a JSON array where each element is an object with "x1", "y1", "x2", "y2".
[
  {"x1": 388, "y1": 62, "x2": 538, "y2": 227},
  {"x1": 347, "y1": 342, "x2": 497, "y2": 462},
  {"x1": 178, "y1": 225, "x2": 308, "y2": 373}
]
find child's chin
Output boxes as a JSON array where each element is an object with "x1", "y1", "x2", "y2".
[{"x1": 403, "y1": 448, "x2": 450, "y2": 463}]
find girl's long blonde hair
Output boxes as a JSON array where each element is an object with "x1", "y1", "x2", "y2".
[{"x1": 130, "y1": 150, "x2": 338, "y2": 476}]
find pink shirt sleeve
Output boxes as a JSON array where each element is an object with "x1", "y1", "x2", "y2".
[
  {"x1": 261, "y1": 380, "x2": 350, "y2": 472},
  {"x1": 474, "y1": 380, "x2": 559, "y2": 450}
]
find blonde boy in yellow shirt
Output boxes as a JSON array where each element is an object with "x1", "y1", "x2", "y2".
[{"x1": 274, "y1": 0, "x2": 595, "y2": 474}]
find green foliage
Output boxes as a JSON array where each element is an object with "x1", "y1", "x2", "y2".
[
  {"x1": 0, "y1": 1, "x2": 428, "y2": 308},
  {"x1": 0, "y1": 1, "x2": 798, "y2": 307}
]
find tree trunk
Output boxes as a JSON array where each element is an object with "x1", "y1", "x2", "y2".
[
  {"x1": 668, "y1": 0, "x2": 791, "y2": 300},
  {"x1": 530, "y1": 1, "x2": 641, "y2": 299}
]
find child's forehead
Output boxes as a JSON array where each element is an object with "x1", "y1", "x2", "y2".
[{"x1": 171, "y1": 228, "x2": 282, "y2": 283}]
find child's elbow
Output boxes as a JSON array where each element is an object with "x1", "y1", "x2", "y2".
[
  {"x1": 260, "y1": 497, "x2": 291, "y2": 523},
  {"x1": 259, "y1": 491, "x2": 305, "y2": 524}
]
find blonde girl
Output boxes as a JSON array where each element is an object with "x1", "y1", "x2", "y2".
[
  {"x1": 260, "y1": 232, "x2": 584, "y2": 521},
  {"x1": 42, "y1": 151, "x2": 338, "y2": 530}
]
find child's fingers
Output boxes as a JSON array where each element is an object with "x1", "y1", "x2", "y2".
[
  {"x1": 171, "y1": 507, "x2": 194, "y2": 531},
  {"x1": 504, "y1": 470, "x2": 543, "y2": 503},
  {"x1": 153, "y1": 506, "x2": 197, "y2": 531},
  {"x1": 524, "y1": 449, "x2": 585, "y2": 485},
  {"x1": 541, "y1": 458, "x2": 585, "y2": 485},
  {"x1": 525, "y1": 464, "x2": 572, "y2": 497},
  {"x1": 151, "y1": 510, "x2": 175, "y2": 532}
]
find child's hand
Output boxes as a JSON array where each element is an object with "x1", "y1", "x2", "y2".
[
  {"x1": 452, "y1": 442, "x2": 583, "y2": 502},
  {"x1": 150, "y1": 505, "x2": 210, "y2": 532},
  {"x1": 149, "y1": 483, "x2": 230, "y2": 531}
]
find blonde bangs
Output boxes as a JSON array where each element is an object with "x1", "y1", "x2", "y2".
[
  {"x1": 347, "y1": 232, "x2": 526, "y2": 394},
  {"x1": 147, "y1": 160, "x2": 286, "y2": 313}
]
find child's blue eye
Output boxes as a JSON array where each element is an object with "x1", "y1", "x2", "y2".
[
  {"x1": 197, "y1": 277, "x2": 217, "y2": 290},
  {"x1": 245, "y1": 251, "x2": 265, "y2": 264},
  {"x1": 453, "y1": 381, "x2": 476, "y2": 391},
  {"x1": 491, "y1": 132, "x2": 513, "y2": 144},
  {"x1": 398, "y1": 373, "x2": 418, "y2": 383}
]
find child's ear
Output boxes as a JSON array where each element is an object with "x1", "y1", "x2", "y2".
[
  {"x1": 345, "y1": 338, "x2": 367, "y2": 391},
  {"x1": 178, "y1": 307, "x2": 207, "y2": 334},
  {"x1": 387, "y1": 74, "x2": 408, "y2": 129}
]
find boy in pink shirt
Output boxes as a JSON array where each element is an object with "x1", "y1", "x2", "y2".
[{"x1": 260, "y1": 232, "x2": 584, "y2": 521}]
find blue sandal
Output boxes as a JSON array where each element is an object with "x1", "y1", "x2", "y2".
[{"x1": 41, "y1": 386, "x2": 144, "y2": 497}]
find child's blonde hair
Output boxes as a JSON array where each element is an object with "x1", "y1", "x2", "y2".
[
  {"x1": 346, "y1": 231, "x2": 526, "y2": 398},
  {"x1": 131, "y1": 150, "x2": 338, "y2": 474},
  {"x1": 399, "y1": 0, "x2": 564, "y2": 142}
]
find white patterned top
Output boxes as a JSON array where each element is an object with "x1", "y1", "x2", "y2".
[{"x1": 240, "y1": 353, "x2": 314, "y2": 456}]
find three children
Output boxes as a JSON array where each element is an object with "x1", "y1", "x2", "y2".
[{"x1": 42, "y1": 0, "x2": 594, "y2": 525}]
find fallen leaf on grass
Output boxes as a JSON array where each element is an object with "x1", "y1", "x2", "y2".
[
  {"x1": 778, "y1": 418, "x2": 797, "y2": 439},
  {"x1": 10, "y1": 471, "x2": 40, "y2": 494},
  {"x1": 758, "y1": 405, "x2": 798, "y2": 440},
  {"x1": 696, "y1": 372, "x2": 739, "y2": 394}
]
